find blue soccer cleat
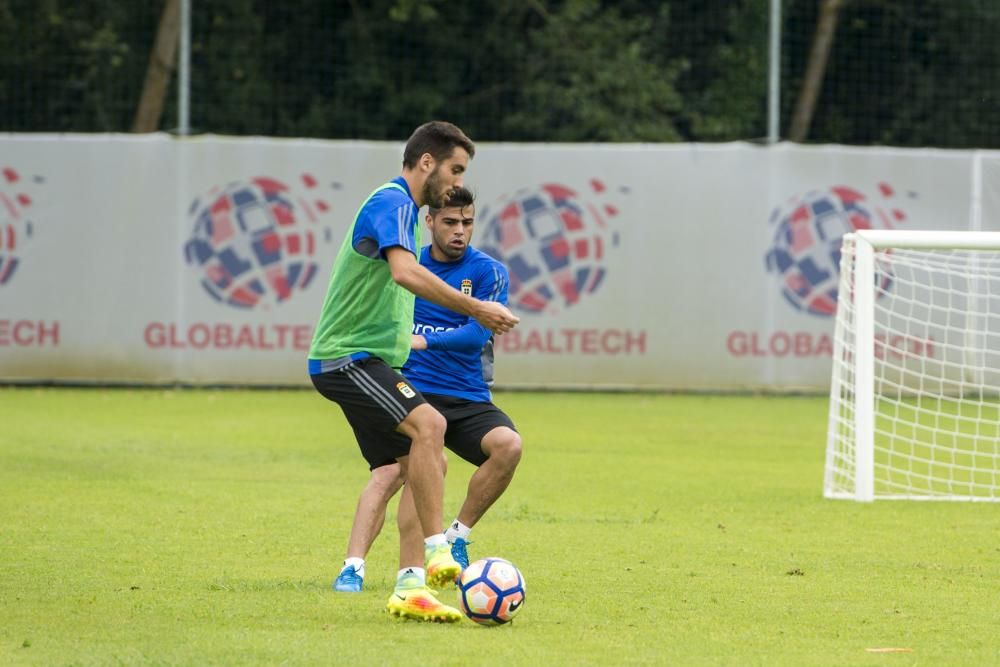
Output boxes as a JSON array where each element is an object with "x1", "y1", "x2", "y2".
[
  {"x1": 450, "y1": 538, "x2": 471, "y2": 571},
  {"x1": 333, "y1": 565, "x2": 363, "y2": 593}
]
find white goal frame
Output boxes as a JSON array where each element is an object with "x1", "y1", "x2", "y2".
[{"x1": 825, "y1": 229, "x2": 1000, "y2": 502}]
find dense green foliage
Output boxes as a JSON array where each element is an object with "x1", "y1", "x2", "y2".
[
  {"x1": 2, "y1": 388, "x2": 998, "y2": 665},
  {"x1": 1, "y1": 1, "x2": 1000, "y2": 141}
]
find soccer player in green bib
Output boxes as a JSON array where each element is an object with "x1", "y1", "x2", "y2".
[{"x1": 308, "y1": 121, "x2": 519, "y2": 622}]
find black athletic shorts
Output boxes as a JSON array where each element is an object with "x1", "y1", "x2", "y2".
[
  {"x1": 374, "y1": 392, "x2": 517, "y2": 469},
  {"x1": 311, "y1": 357, "x2": 427, "y2": 469}
]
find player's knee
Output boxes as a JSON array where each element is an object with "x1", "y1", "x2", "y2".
[
  {"x1": 489, "y1": 430, "x2": 522, "y2": 470},
  {"x1": 371, "y1": 463, "x2": 404, "y2": 498},
  {"x1": 410, "y1": 404, "x2": 446, "y2": 443}
]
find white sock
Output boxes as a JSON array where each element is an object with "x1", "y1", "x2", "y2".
[
  {"x1": 424, "y1": 533, "x2": 447, "y2": 548},
  {"x1": 342, "y1": 557, "x2": 365, "y2": 579},
  {"x1": 397, "y1": 567, "x2": 425, "y2": 587},
  {"x1": 445, "y1": 519, "x2": 472, "y2": 543}
]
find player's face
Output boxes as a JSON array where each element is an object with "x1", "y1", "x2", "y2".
[
  {"x1": 427, "y1": 204, "x2": 475, "y2": 262},
  {"x1": 421, "y1": 147, "x2": 469, "y2": 209}
]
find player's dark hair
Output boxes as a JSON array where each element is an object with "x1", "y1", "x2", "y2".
[
  {"x1": 402, "y1": 121, "x2": 475, "y2": 168},
  {"x1": 428, "y1": 186, "x2": 475, "y2": 218}
]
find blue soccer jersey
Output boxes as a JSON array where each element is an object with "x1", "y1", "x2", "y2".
[
  {"x1": 349, "y1": 176, "x2": 420, "y2": 260},
  {"x1": 404, "y1": 245, "x2": 509, "y2": 402},
  {"x1": 307, "y1": 176, "x2": 420, "y2": 373}
]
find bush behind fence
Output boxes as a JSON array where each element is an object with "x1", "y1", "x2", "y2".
[{"x1": 2, "y1": 0, "x2": 1000, "y2": 147}]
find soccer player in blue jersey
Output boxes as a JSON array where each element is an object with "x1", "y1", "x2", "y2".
[
  {"x1": 309, "y1": 123, "x2": 519, "y2": 622},
  {"x1": 334, "y1": 187, "x2": 523, "y2": 602}
]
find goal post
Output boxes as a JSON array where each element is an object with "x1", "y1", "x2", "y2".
[{"x1": 825, "y1": 230, "x2": 1000, "y2": 502}]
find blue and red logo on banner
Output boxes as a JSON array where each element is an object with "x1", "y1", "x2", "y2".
[
  {"x1": 765, "y1": 183, "x2": 911, "y2": 318},
  {"x1": 0, "y1": 166, "x2": 44, "y2": 287},
  {"x1": 183, "y1": 174, "x2": 334, "y2": 310},
  {"x1": 477, "y1": 179, "x2": 624, "y2": 315}
]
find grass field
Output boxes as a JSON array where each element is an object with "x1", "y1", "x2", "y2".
[{"x1": 2, "y1": 388, "x2": 998, "y2": 666}]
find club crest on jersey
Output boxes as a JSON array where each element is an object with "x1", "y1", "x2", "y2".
[
  {"x1": 461, "y1": 278, "x2": 473, "y2": 296},
  {"x1": 396, "y1": 382, "x2": 416, "y2": 399}
]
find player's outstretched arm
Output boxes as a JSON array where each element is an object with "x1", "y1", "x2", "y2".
[
  {"x1": 387, "y1": 247, "x2": 519, "y2": 334},
  {"x1": 411, "y1": 321, "x2": 490, "y2": 352}
]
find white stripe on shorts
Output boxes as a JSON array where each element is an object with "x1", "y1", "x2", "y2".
[{"x1": 345, "y1": 364, "x2": 408, "y2": 423}]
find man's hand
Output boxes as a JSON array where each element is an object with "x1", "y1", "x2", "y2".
[
  {"x1": 472, "y1": 300, "x2": 520, "y2": 335},
  {"x1": 411, "y1": 334, "x2": 428, "y2": 351}
]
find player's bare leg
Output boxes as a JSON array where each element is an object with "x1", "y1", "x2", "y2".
[
  {"x1": 348, "y1": 464, "x2": 404, "y2": 559},
  {"x1": 447, "y1": 426, "x2": 522, "y2": 569},
  {"x1": 334, "y1": 464, "x2": 403, "y2": 592},
  {"x1": 457, "y1": 427, "x2": 522, "y2": 528},
  {"x1": 386, "y1": 457, "x2": 461, "y2": 622},
  {"x1": 396, "y1": 480, "x2": 425, "y2": 570},
  {"x1": 395, "y1": 404, "x2": 460, "y2": 587},
  {"x1": 396, "y1": 451, "x2": 447, "y2": 568},
  {"x1": 395, "y1": 403, "x2": 447, "y2": 536}
]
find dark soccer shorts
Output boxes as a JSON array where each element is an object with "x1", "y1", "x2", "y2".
[
  {"x1": 423, "y1": 393, "x2": 517, "y2": 467},
  {"x1": 372, "y1": 393, "x2": 517, "y2": 468},
  {"x1": 311, "y1": 357, "x2": 428, "y2": 469}
]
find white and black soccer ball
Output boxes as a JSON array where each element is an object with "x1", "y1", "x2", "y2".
[{"x1": 457, "y1": 557, "x2": 526, "y2": 625}]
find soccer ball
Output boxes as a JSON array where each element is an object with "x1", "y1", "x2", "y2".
[{"x1": 457, "y1": 557, "x2": 526, "y2": 625}]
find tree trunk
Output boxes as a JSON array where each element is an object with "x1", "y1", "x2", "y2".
[
  {"x1": 132, "y1": 0, "x2": 180, "y2": 133},
  {"x1": 788, "y1": 0, "x2": 848, "y2": 142}
]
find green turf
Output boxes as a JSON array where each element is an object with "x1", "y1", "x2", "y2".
[
  {"x1": 871, "y1": 397, "x2": 1000, "y2": 497},
  {"x1": 1, "y1": 388, "x2": 997, "y2": 665}
]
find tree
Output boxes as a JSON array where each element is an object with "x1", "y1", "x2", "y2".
[
  {"x1": 663, "y1": 0, "x2": 772, "y2": 141},
  {"x1": 783, "y1": 0, "x2": 1000, "y2": 147},
  {"x1": 499, "y1": 0, "x2": 683, "y2": 141},
  {"x1": 0, "y1": 1, "x2": 154, "y2": 132},
  {"x1": 3, "y1": 0, "x2": 1000, "y2": 147},
  {"x1": 788, "y1": 0, "x2": 848, "y2": 142},
  {"x1": 132, "y1": 0, "x2": 180, "y2": 133}
]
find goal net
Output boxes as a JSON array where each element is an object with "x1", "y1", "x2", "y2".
[{"x1": 825, "y1": 230, "x2": 1000, "y2": 501}]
